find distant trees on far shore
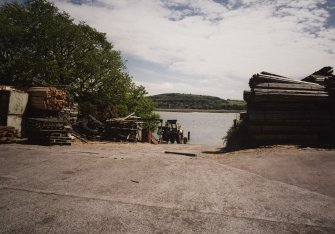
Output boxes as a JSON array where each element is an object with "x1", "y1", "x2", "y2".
[{"x1": 149, "y1": 93, "x2": 246, "y2": 110}]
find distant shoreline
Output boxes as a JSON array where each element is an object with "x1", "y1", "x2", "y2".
[{"x1": 155, "y1": 108, "x2": 244, "y2": 113}]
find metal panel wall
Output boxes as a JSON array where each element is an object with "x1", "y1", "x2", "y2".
[
  {"x1": 6, "y1": 115, "x2": 23, "y2": 135},
  {"x1": 8, "y1": 90, "x2": 28, "y2": 115}
]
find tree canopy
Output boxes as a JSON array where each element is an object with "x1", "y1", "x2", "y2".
[{"x1": 0, "y1": 0, "x2": 158, "y2": 122}]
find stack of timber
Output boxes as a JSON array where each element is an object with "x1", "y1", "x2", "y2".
[
  {"x1": 25, "y1": 118, "x2": 72, "y2": 145},
  {"x1": 28, "y1": 87, "x2": 68, "y2": 111},
  {"x1": 303, "y1": 67, "x2": 335, "y2": 141},
  {"x1": 302, "y1": 66, "x2": 334, "y2": 86},
  {"x1": 0, "y1": 126, "x2": 19, "y2": 143},
  {"x1": 243, "y1": 70, "x2": 332, "y2": 145},
  {"x1": 323, "y1": 67, "x2": 335, "y2": 97},
  {"x1": 103, "y1": 113, "x2": 143, "y2": 142}
]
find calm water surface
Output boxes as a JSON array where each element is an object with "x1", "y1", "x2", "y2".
[{"x1": 156, "y1": 111, "x2": 240, "y2": 146}]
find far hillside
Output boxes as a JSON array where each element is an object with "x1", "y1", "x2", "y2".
[{"x1": 149, "y1": 93, "x2": 246, "y2": 111}]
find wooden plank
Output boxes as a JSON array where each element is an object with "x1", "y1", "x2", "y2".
[
  {"x1": 252, "y1": 91, "x2": 328, "y2": 97},
  {"x1": 248, "y1": 125, "x2": 330, "y2": 134},
  {"x1": 260, "y1": 71, "x2": 287, "y2": 78},
  {"x1": 249, "y1": 74, "x2": 323, "y2": 87},
  {"x1": 252, "y1": 88, "x2": 327, "y2": 95},
  {"x1": 165, "y1": 151, "x2": 196, "y2": 157},
  {"x1": 252, "y1": 82, "x2": 325, "y2": 91},
  {"x1": 247, "y1": 110, "x2": 330, "y2": 115},
  {"x1": 248, "y1": 94, "x2": 328, "y2": 103},
  {"x1": 247, "y1": 102, "x2": 329, "y2": 111},
  {"x1": 247, "y1": 112, "x2": 330, "y2": 121}
]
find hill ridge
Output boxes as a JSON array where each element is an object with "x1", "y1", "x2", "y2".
[{"x1": 149, "y1": 93, "x2": 246, "y2": 110}]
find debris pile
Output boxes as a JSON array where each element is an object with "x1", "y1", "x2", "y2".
[
  {"x1": 103, "y1": 113, "x2": 143, "y2": 142},
  {"x1": 0, "y1": 77, "x2": 167, "y2": 146},
  {"x1": 76, "y1": 115, "x2": 104, "y2": 139},
  {"x1": 0, "y1": 126, "x2": 19, "y2": 143},
  {"x1": 240, "y1": 67, "x2": 335, "y2": 146},
  {"x1": 28, "y1": 87, "x2": 68, "y2": 111}
]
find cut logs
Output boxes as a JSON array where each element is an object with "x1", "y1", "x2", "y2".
[{"x1": 28, "y1": 87, "x2": 68, "y2": 111}]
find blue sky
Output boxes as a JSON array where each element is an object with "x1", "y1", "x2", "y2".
[{"x1": 10, "y1": 0, "x2": 335, "y2": 99}]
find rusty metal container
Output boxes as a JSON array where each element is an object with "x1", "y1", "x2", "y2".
[{"x1": 0, "y1": 87, "x2": 28, "y2": 135}]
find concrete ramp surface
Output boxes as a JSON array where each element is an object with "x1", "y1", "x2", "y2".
[{"x1": 0, "y1": 143, "x2": 334, "y2": 233}]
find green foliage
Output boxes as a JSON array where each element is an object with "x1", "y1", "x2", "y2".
[
  {"x1": 0, "y1": 0, "x2": 158, "y2": 121},
  {"x1": 223, "y1": 120, "x2": 249, "y2": 151},
  {"x1": 149, "y1": 93, "x2": 246, "y2": 110}
]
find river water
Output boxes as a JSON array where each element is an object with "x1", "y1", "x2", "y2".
[{"x1": 155, "y1": 111, "x2": 240, "y2": 146}]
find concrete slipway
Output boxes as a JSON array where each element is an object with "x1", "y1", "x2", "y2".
[{"x1": 0, "y1": 143, "x2": 334, "y2": 233}]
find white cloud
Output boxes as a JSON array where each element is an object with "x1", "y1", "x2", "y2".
[{"x1": 51, "y1": 0, "x2": 335, "y2": 99}]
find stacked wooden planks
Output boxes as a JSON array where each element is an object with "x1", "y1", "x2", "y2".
[
  {"x1": 243, "y1": 71, "x2": 332, "y2": 145},
  {"x1": 28, "y1": 87, "x2": 68, "y2": 111},
  {"x1": 0, "y1": 126, "x2": 18, "y2": 143},
  {"x1": 302, "y1": 66, "x2": 334, "y2": 86},
  {"x1": 62, "y1": 103, "x2": 79, "y2": 124},
  {"x1": 323, "y1": 67, "x2": 335, "y2": 96},
  {"x1": 25, "y1": 118, "x2": 72, "y2": 145}
]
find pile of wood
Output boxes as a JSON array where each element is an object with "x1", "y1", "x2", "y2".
[
  {"x1": 75, "y1": 115, "x2": 104, "y2": 139},
  {"x1": 242, "y1": 70, "x2": 333, "y2": 145},
  {"x1": 0, "y1": 126, "x2": 18, "y2": 143},
  {"x1": 25, "y1": 118, "x2": 72, "y2": 145},
  {"x1": 302, "y1": 66, "x2": 334, "y2": 86},
  {"x1": 28, "y1": 87, "x2": 68, "y2": 111},
  {"x1": 103, "y1": 113, "x2": 143, "y2": 142}
]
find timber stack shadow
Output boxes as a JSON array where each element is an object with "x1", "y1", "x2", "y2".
[{"x1": 227, "y1": 66, "x2": 335, "y2": 150}]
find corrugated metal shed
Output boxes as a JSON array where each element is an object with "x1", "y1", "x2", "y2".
[{"x1": 0, "y1": 86, "x2": 28, "y2": 135}]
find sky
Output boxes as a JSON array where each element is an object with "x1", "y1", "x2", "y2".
[{"x1": 19, "y1": 1, "x2": 335, "y2": 99}]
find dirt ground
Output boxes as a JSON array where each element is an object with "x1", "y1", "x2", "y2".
[{"x1": 0, "y1": 142, "x2": 334, "y2": 233}]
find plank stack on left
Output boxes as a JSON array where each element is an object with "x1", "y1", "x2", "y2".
[
  {"x1": 25, "y1": 118, "x2": 72, "y2": 145},
  {"x1": 25, "y1": 87, "x2": 72, "y2": 145}
]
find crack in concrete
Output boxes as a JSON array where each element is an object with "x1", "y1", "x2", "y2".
[{"x1": 1, "y1": 184, "x2": 334, "y2": 229}]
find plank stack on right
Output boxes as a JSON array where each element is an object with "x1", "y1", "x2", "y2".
[{"x1": 242, "y1": 67, "x2": 334, "y2": 145}]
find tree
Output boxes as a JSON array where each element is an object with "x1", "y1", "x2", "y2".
[{"x1": 0, "y1": 0, "x2": 158, "y2": 124}]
